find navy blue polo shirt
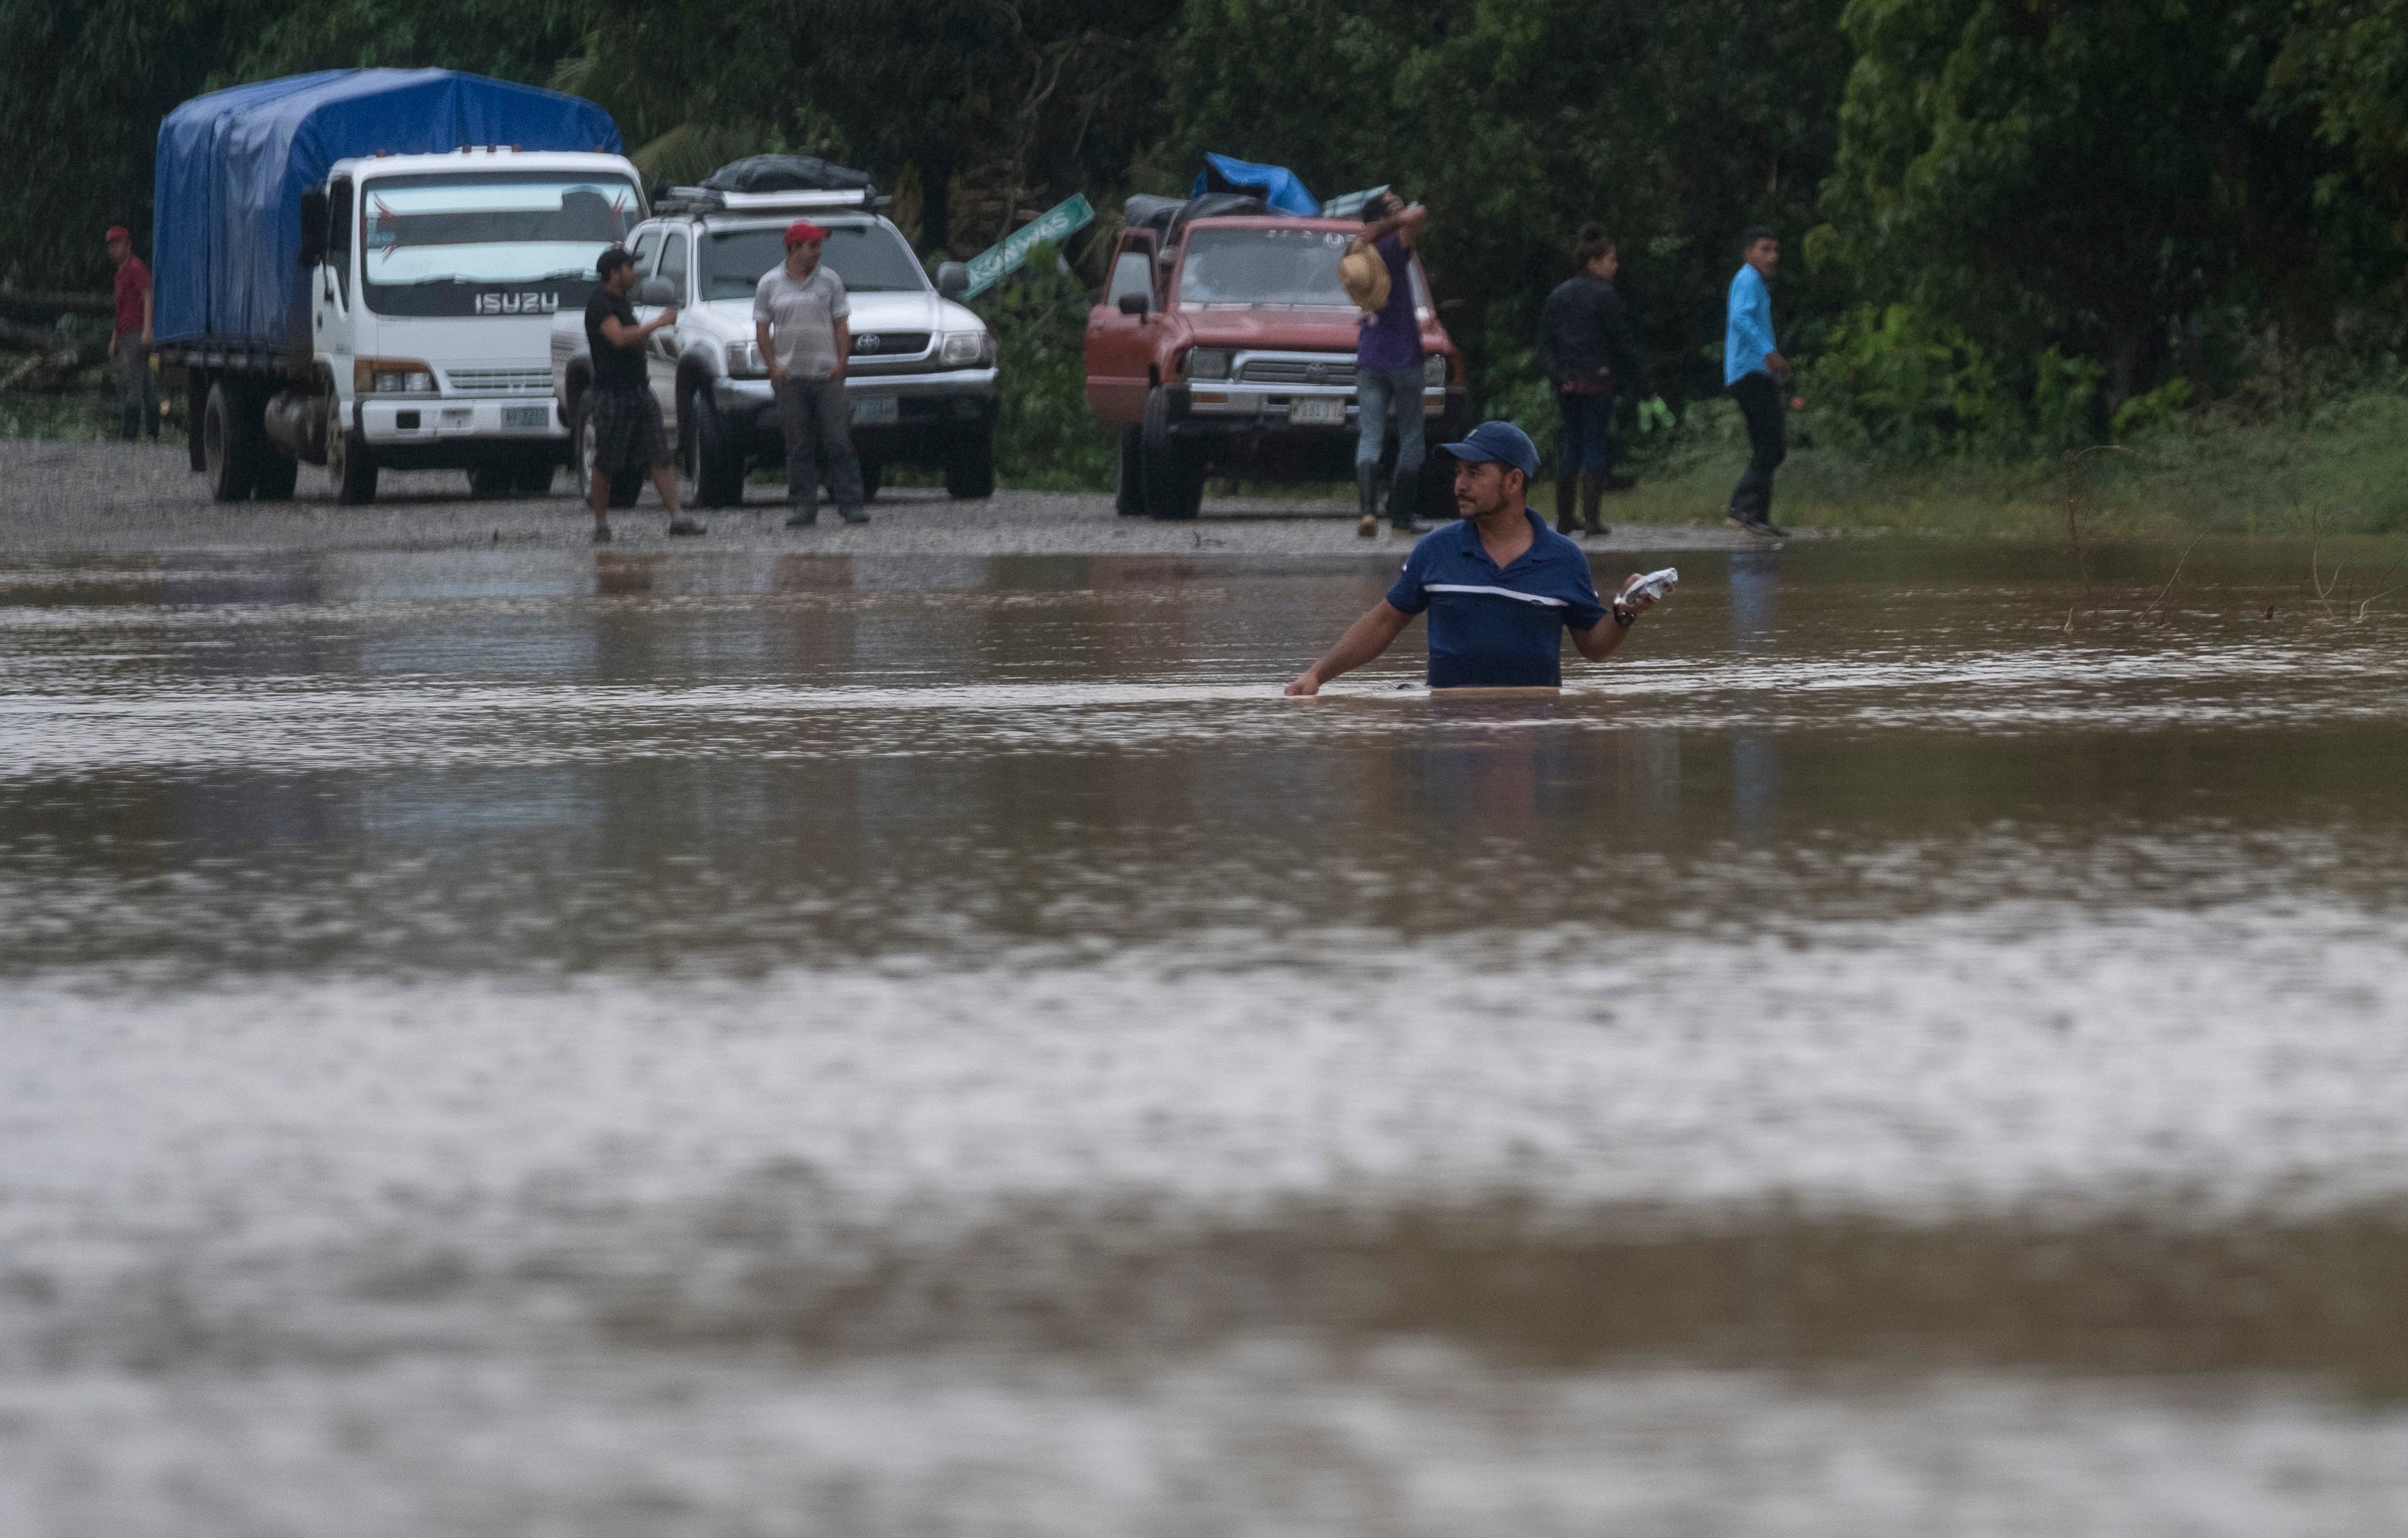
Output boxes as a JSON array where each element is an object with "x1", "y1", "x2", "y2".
[{"x1": 1386, "y1": 512, "x2": 1609, "y2": 687}]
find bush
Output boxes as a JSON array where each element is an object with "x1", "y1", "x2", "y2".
[{"x1": 966, "y1": 244, "x2": 1114, "y2": 492}]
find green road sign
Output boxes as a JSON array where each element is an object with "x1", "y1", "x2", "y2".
[{"x1": 961, "y1": 193, "x2": 1096, "y2": 299}]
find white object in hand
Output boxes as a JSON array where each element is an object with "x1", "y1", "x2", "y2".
[{"x1": 1619, "y1": 567, "x2": 1679, "y2": 606}]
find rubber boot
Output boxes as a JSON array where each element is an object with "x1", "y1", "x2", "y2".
[
  {"x1": 1579, "y1": 473, "x2": 1609, "y2": 537},
  {"x1": 121, "y1": 404, "x2": 142, "y2": 443},
  {"x1": 1555, "y1": 475, "x2": 1579, "y2": 535},
  {"x1": 1355, "y1": 463, "x2": 1380, "y2": 537},
  {"x1": 1387, "y1": 463, "x2": 1425, "y2": 533}
]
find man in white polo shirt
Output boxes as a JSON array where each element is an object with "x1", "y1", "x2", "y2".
[{"x1": 755, "y1": 219, "x2": 867, "y2": 526}]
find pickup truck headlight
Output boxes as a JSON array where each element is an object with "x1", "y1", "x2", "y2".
[
  {"x1": 1186, "y1": 347, "x2": 1233, "y2": 381},
  {"x1": 1422, "y1": 355, "x2": 1447, "y2": 387},
  {"x1": 938, "y1": 330, "x2": 994, "y2": 367},
  {"x1": 727, "y1": 340, "x2": 766, "y2": 377},
  {"x1": 355, "y1": 358, "x2": 437, "y2": 394}
]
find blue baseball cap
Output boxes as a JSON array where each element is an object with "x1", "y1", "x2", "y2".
[{"x1": 1438, "y1": 420, "x2": 1540, "y2": 479}]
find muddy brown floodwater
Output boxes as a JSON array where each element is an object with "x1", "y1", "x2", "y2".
[{"x1": 3, "y1": 515, "x2": 2408, "y2": 1535}]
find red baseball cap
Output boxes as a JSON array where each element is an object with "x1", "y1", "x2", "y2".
[
  {"x1": 785, "y1": 220, "x2": 826, "y2": 246},
  {"x1": 104, "y1": 225, "x2": 131, "y2": 244}
]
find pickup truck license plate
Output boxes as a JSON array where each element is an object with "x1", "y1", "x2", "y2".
[
  {"x1": 1292, "y1": 397, "x2": 1345, "y2": 426},
  {"x1": 503, "y1": 406, "x2": 548, "y2": 430},
  {"x1": 853, "y1": 396, "x2": 898, "y2": 426}
]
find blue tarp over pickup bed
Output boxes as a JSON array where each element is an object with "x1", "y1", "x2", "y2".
[
  {"x1": 153, "y1": 69, "x2": 622, "y2": 348},
  {"x1": 1190, "y1": 155, "x2": 1318, "y2": 217}
]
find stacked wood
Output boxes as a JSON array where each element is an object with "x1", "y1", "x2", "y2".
[{"x1": 0, "y1": 291, "x2": 114, "y2": 394}]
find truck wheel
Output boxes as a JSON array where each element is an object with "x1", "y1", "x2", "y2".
[
  {"x1": 944, "y1": 421, "x2": 996, "y2": 499},
  {"x1": 1141, "y1": 391, "x2": 1203, "y2": 520},
  {"x1": 1115, "y1": 427, "x2": 1145, "y2": 516},
  {"x1": 467, "y1": 465, "x2": 516, "y2": 499},
  {"x1": 513, "y1": 455, "x2": 558, "y2": 496},
  {"x1": 201, "y1": 381, "x2": 262, "y2": 502},
  {"x1": 330, "y1": 429, "x2": 379, "y2": 504},
  {"x1": 254, "y1": 453, "x2": 299, "y2": 501},
  {"x1": 684, "y1": 387, "x2": 746, "y2": 507}
]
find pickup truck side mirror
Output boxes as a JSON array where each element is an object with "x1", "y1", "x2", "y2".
[
  {"x1": 936, "y1": 261, "x2": 970, "y2": 298},
  {"x1": 298, "y1": 189, "x2": 328, "y2": 268},
  {"x1": 635, "y1": 276, "x2": 676, "y2": 307},
  {"x1": 1116, "y1": 292, "x2": 1151, "y2": 317}
]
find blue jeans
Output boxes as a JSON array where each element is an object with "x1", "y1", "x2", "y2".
[
  {"x1": 1354, "y1": 363, "x2": 1427, "y2": 476},
  {"x1": 1556, "y1": 388, "x2": 1613, "y2": 477}
]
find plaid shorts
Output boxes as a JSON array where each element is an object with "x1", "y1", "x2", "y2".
[{"x1": 587, "y1": 387, "x2": 668, "y2": 475}]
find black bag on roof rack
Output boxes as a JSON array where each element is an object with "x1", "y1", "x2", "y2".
[
  {"x1": 703, "y1": 155, "x2": 875, "y2": 195},
  {"x1": 1169, "y1": 193, "x2": 1271, "y2": 241},
  {"x1": 1123, "y1": 194, "x2": 1186, "y2": 238}
]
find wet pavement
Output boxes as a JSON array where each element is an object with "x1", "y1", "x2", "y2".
[{"x1": 3, "y1": 479, "x2": 2408, "y2": 1533}]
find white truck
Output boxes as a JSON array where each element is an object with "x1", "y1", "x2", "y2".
[
  {"x1": 152, "y1": 69, "x2": 645, "y2": 504},
  {"x1": 552, "y1": 179, "x2": 998, "y2": 507}
]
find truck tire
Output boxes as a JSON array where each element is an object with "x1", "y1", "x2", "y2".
[
  {"x1": 1114, "y1": 427, "x2": 1145, "y2": 516},
  {"x1": 329, "y1": 428, "x2": 379, "y2": 504},
  {"x1": 467, "y1": 464, "x2": 516, "y2": 499},
  {"x1": 202, "y1": 381, "x2": 262, "y2": 502},
  {"x1": 254, "y1": 453, "x2": 299, "y2": 501},
  {"x1": 944, "y1": 421, "x2": 996, "y2": 500},
  {"x1": 513, "y1": 454, "x2": 558, "y2": 496},
  {"x1": 1420, "y1": 445, "x2": 1458, "y2": 522},
  {"x1": 684, "y1": 387, "x2": 746, "y2": 507},
  {"x1": 1141, "y1": 390, "x2": 1204, "y2": 520}
]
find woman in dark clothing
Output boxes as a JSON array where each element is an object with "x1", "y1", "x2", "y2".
[{"x1": 1536, "y1": 223, "x2": 1646, "y2": 536}]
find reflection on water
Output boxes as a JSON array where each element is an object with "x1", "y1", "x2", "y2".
[{"x1": 4, "y1": 539, "x2": 2408, "y2": 1534}]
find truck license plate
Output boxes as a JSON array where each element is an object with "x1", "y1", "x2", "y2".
[
  {"x1": 853, "y1": 396, "x2": 898, "y2": 426},
  {"x1": 503, "y1": 406, "x2": 548, "y2": 430},
  {"x1": 1292, "y1": 398, "x2": 1345, "y2": 426}
]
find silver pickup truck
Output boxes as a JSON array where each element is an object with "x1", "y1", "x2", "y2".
[{"x1": 552, "y1": 185, "x2": 998, "y2": 506}]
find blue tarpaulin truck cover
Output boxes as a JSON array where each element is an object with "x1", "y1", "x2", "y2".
[
  {"x1": 1189, "y1": 154, "x2": 1318, "y2": 217},
  {"x1": 153, "y1": 69, "x2": 622, "y2": 347}
]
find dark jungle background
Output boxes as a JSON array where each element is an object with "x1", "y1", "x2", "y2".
[{"x1": 10, "y1": 0, "x2": 2408, "y2": 528}]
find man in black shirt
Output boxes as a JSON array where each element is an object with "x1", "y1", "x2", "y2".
[
  {"x1": 582, "y1": 246, "x2": 703, "y2": 542},
  {"x1": 1535, "y1": 225, "x2": 1653, "y2": 538}
]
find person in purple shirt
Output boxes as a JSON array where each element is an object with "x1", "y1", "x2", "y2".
[{"x1": 1348, "y1": 192, "x2": 1431, "y2": 538}]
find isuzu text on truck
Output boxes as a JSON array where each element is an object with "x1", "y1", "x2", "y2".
[{"x1": 153, "y1": 69, "x2": 643, "y2": 503}]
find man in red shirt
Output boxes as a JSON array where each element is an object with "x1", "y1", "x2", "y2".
[{"x1": 106, "y1": 225, "x2": 157, "y2": 442}]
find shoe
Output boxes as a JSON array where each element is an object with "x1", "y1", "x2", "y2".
[
  {"x1": 1578, "y1": 472, "x2": 1609, "y2": 536},
  {"x1": 590, "y1": 522, "x2": 612, "y2": 543},
  {"x1": 785, "y1": 509, "x2": 817, "y2": 528},
  {"x1": 667, "y1": 517, "x2": 706, "y2": 536},
  {"x1": 1389, "y1": 518, "x2": 1428, "y2": 536},
  {"x1": 1356, "y1": 514, "x2": 1378, "y2": 538},
  {"x1": 1727, "y1": 511, "x2": 1788, "y2": 539},
  {"x1": 837, "y1": 507, "x2": 869, "y2": 526}
]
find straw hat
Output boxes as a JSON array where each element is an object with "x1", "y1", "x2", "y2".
[{"x1": 1340, "y1": 243, "x2": 1391, "y2": 314}]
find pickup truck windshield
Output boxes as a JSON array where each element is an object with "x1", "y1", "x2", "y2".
[
  {"x1": 701, "y1": 224, "x2": 927, "y2": 300},
  {"x1": 1176, "y1": 227, "x2": 1361, "y2": 308},
  {"x1": 360, "y1": 172, "x2": 641, "y2": 316}
]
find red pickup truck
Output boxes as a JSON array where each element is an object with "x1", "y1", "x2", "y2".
[{"x1": 1086, "y1": 195, "x2": 1468, "y2": 519}]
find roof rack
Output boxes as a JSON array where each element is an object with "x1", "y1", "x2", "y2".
[{"x1": 652, "y1": 185, "x2": 889, "y2": 217}]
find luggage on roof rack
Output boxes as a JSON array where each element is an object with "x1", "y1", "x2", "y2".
[{"x1": 703, "y1": 154, "x2": 874, "y2": 195}]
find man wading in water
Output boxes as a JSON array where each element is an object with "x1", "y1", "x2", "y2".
[{"x1": 1285, "y1": 421, "x2": 1662, "y2": 694}]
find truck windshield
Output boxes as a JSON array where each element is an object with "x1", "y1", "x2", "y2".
[
  {"x1": 1176, "y1": 226, "x2": 1363, "y2": 308},
  {"x1": 360, "y1": 172, "x2": 641, "y2": 314},
  {"x1": 700, "y1": 224, "x2": 928, "y2": 300}
]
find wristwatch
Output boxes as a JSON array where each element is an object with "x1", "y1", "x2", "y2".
[{"x1": 1611, "y1": 603, "x2": 1637, "y2": 628}]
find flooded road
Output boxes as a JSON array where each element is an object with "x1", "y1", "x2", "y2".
[{"x1": 4, "y1": 534, "x2": 2408, "y2": 1534}]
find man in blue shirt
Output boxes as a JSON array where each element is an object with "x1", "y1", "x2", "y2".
[
  {"x1": 1724, "y1": 225, "x2": 1791, "y2": 539},
  {"x1": 1284, "y1": 421, "x2": 1662, "y2": 694}
]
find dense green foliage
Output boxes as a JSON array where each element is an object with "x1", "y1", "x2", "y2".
[{"x1": 12, "y1": 0, "x2": 2408, "y2": 496}]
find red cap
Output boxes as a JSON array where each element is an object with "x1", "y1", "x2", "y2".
[
  {"x1": 104, "y1": 225, "x2": 131, "y2": 244},
  {"x1": 785, "y1": 220, "x2": 826, "y2": 246}
]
